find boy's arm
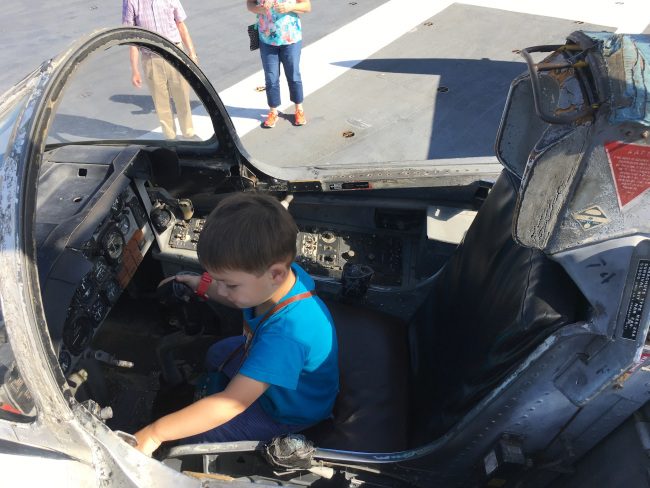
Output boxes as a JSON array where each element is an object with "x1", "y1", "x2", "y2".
[
  {"x1": 135, "y1": 374, "x2": 269, "y2": 455},
  {"x1": 168, "y1": 274, "x2": 236, "y2": 308}
]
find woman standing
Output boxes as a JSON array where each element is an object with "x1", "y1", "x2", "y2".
[{"x1": 247, "y1": 0, "x2": 311, "y2": 128}]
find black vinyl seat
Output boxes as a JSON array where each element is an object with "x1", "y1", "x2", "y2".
[
  {"x1": 408, "y1": 172, "x2": 583, "y2": 443},
  {"x1": 308, "y1": 172, "x2": 584, "y2": 451},
  {"x1": 305, "y1": 300, "x2": 410, "y2": 452}
]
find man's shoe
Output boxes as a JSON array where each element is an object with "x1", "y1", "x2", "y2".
[
  {"x1": 294, "y1": 109, "x2": 306, "y2": 126},
  {"x1": 181, "y1": 134, "x2": 202, "y2": 141},
  {"x1": 262, "y1": 111, "x2": 278, "y2": 128}
]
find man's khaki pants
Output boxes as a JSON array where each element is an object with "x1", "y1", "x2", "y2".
[{"x1": 142, "y1": 54, "x2": 194, "y2": 139}]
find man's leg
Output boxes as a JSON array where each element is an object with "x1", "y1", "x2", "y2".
[
  {"x1": 165, "y1": 62, "x2": 195, "y2": 138},
  {"x1": 142, "y1": 55, "x2": 177, "y2": 139}
]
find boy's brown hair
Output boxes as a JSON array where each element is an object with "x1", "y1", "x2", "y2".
[{"x1": 197, "y1": 193, "x2": 298, "y2": 275}]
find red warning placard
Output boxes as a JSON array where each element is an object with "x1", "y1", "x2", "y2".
[{"x1": 605, "y1": 141, "x2": 650, "y2": 208}]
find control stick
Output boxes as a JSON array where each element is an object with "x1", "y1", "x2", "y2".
[{"x1": 340, "y1": 263, "x2": 374, "y2": 300}]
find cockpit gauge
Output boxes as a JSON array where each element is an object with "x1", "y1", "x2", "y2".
[
  {"x1": 104, "y1": 279, "x2": 121, "y2": 304},
  {"x1": 321, "y1": 231, "x2": 337, "y2": 244},
  {"x1": 110, "y1": 193, "x2": 125, "y2": 218},
  {"x1": 62, "y1": 314, "x2": 93, "y2": 356},
  {"x1": 58, "y1": 350, "x2": 72, "y2": 375},
  {"x1": 76, "y1": 276, "x2": 97, "y2": 305},
  {"x1": 100, "y1": 226, "x2": 125, "y2": 263},
  {"x1": 118, "y1": 213, "x2": 131, "y2": 236},
  {"x1": 90, "y1": 298, "x2": 109, "y2": 324},
  {"x1": 93, "y1": 258, "x2": 110, "y2": 283},
  {"x1": 150, "y1": 206, "x2": 173, "y2": 233}
]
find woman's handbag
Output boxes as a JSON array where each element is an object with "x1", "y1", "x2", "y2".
[{"x1": 247, "y1": 24, "x2": 260, "y2": 51}]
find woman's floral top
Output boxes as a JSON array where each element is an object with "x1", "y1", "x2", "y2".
[{"x1": 257, "y1": 0, "x2": 302, "y2": 46}]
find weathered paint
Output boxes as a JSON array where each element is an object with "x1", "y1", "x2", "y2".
[{"x1": 588, "y1": 32, "x2": 650, "y2": 125}]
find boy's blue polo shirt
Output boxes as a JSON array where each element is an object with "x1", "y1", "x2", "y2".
[{"x1": 239, "y1": 263, "x2": 339, "y2": 425}]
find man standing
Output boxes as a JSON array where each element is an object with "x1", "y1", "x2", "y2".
[{"x1": 122, "y1": 0, "x2": 198, "y2": 140}]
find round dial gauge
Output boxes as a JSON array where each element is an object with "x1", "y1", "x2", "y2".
[
  {"x1": 321, "y1": 231, "x2": 336, "y2": 244},
  {"x1": 90, "y1": 298, "x2": 109, "y2": 324},
  {"x1": 101, "y1": 227, "x2": 125, "y2": 263},
  {"x1": 93, "y1": 258, "x2": 111, "y2": 283},
  {"x1": 76, "y1": 276, "x2": 97, "y2": 305},
  {"x1": 104, "y1": 279, "x2": 122, "y2": 304},
  {"x1": 151, "y1": 207, "x2": 173, "y2": 233},
  {"x1": 118, "y1": 213, "x2": 131, "y2": 236},
  {"x1": 62, "y1": 315, "x2": 93, "y2": 356}
]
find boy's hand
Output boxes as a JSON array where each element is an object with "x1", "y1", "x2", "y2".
[
  {"x1": 158, "y1": 273, "x2": 201, "y2": 292},
  {"x1": 129, "y1": 376, "x2": 269, "y2": 454},
  {"x1": 174, "y1": 273, "x2": 202, "y2": 292},
  {"x1": 160, "y1": 272, "x2": 237, "y2": 308},
  {"x1": 134, "y1": 424, "x2": 162, "y2": 456}
]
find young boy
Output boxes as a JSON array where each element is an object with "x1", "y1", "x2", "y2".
[{"x1": 135, "y1": 193, "x2": 339, "y2": 456}]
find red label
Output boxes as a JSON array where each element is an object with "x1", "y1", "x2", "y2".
[
  {"x1": 0, "y1": 402, "x2": 22, "y2": 415},
  {"x1": 605, "y1": 141, "x2": 650, "y2": 207}
]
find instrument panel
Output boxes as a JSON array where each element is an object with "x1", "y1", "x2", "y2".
[
  {"x1": 58, "y1": 185, "x2": 154, "y2": 374},
  {"x1": 295, "y1": 227, "x2": 403, "y2": 286},
  {"x1": 161, "y1": 216, "x2": 404, "y2": 286},
  {"x1": 35, "y1": 146, "x2": 167, "y2": 377},
  {"x1": 168, "y1": 217, "x2": 205, "y2": 251}
]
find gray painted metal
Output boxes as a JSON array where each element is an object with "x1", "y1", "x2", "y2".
[{"x1": 511, "y1": 32, "x2": 650, "y2": 255}]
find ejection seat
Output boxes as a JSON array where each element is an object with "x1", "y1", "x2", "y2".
[{"x1": 306, "y1": 170, "x2": 583, "y2": 455}]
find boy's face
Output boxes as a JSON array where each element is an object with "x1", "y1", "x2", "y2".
[{"x1": 207, "y1": 264, "x2": 289, "y2": 309}]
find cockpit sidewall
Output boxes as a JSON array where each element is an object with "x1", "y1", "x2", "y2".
[{"x1": 0, "y1": 27, "x2": 232, "y2": 453}]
